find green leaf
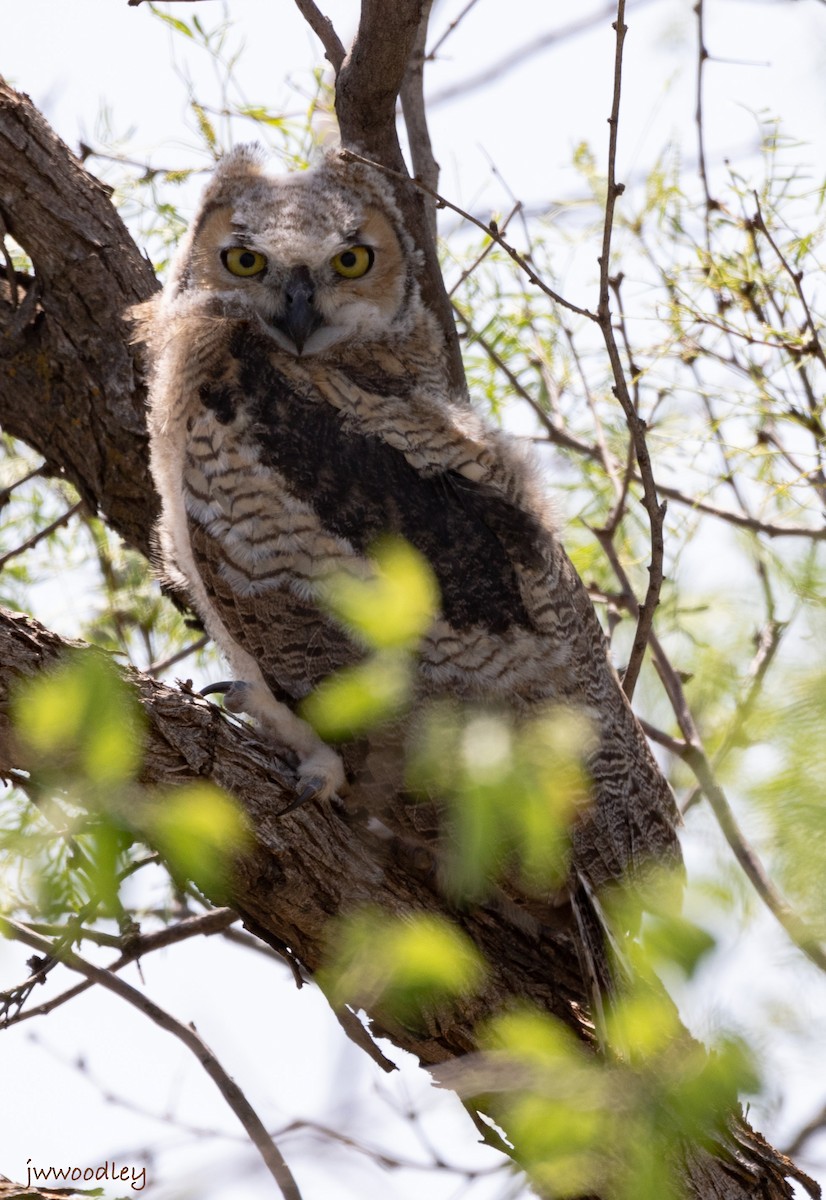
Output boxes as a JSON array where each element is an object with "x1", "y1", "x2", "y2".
[
  {"x1": 300, "y1": 651, "x2": 412, "y2": 740},
  {"x1": 320, "y1": 909, "x2": 485, "y2": 1024},
  {"x1": 145, "y1": 783, "x2": 249, "y2": 898},
  {"x1": 149, "y1": 4, "x2": 194, "y2": 37},
  {"x1": 13, "y1": 651, "x2": 143, "y2": 787},
  {"x1": 191, "y1": 101, "x2": 218, "y2": 152},
  {"x1": 319, "y1": 536, "x2": 439, "y2": 650}
]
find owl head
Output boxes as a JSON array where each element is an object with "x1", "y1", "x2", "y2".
[{"x1": 164, "y1": 145, "x2": 427, "y2": 358}]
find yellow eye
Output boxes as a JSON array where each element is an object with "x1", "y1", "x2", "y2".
[
  {"x1": 331, "y1": 245, "x2": 374, "y2": 279},
  {"x1": 222, "y1": 247, "x2": 267, "y2": 277}
]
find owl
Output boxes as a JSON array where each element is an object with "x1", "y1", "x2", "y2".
[{"x1": 133, "y1": 144, "x2": 681, "y2": 926}]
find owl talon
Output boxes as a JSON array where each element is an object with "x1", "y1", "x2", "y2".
[
  {"x1": 278, "y1": 779, "x2": 326, "y2": 816},
  {"x1": 200, "y1": 680, "x2": 252, "y2": 714}
]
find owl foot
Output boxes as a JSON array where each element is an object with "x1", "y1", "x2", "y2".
[{"x1": 200, "y1": 679, "x2": 346, "y2": 809}]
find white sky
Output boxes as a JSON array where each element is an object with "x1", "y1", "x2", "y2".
[{"x1": 3, "y1": 2, "x2": 826, "y2": 1197}]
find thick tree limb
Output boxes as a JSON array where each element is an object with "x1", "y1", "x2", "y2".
[
  {"x1": 0, "y1": 605, "x2": 590, "y2": 1066},
  {"x1": 0, "y1": 79, "x2": 159, "y2": 560}
]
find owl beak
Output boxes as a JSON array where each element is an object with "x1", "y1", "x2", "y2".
[{"x1": 274, "y1": 265, "x2": 324, "y2": 354}]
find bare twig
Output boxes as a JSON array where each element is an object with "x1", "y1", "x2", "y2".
[
  {"x1": 148, "y1": 633, "x2": 210, "y2": 677},
  {"x1": 341, "y1": 148, "x2": 596, "y2": 321},
  {"x1": 2, "y1": 908, "x2": 239, "y2": 1028},
  {"x1": 784, "y1": 1099, "x2": 826, "y2": 1159},
  {"x1": 751, "y1": 192, "x2": 826, "y2": 371},
  {"x1": 681, "y1": 617, "x2": 786, "y2": 815},
  {"x1": 0, "y1": 500, "x2": 85, "y2": 570},
  {"x1": 596, "y1": 0, "x2": 665, "y2": 701},
  {"x1": 590, "y1": 531, "x2": 826, "y2": 972},
  {"x1": 0, "y1": 915, "x2": 304, "y2": 1200},
  {"x1": 447, "y1": 201, "x2": 520, "y2": 296},
  {"x1": 679, "y1": 747, "x2": 826, "y2": 974},
  {"x1": 426, "y1": 0, "x2": 483, "y2": 61},
  {"x1": 694, "y1": 0, "x2": 715, "y2": 237},
  {"x1": 428, "y1": 0, "x2": 661, "y2": 107},
  {"x1": 290, "y1": 0, "x2": 346, "y2": 72},
  {"x1": 0, "y1": 462, "x2": 45, "y2": 508}
]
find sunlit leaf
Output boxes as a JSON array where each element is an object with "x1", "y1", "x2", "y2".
[
  {"x1": 300, "y1": 651, "x2": 412, "y2": 740},
  {"x1": 320, "y1": 908, "x2": 485, "y2": 1024},
  {"x1": 145, "y1": 783, "x2": 249, "y2": 898},
  {"x1": 319, "y1": 536, "x2": 439, "y2": 650},
  {"x1": 13, "y1": 651, "x2": 143, "y2": 787}
]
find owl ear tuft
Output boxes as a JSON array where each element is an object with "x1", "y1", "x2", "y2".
[{"x1": 213, "y1": 143, "x2": 268, "y2": 183}]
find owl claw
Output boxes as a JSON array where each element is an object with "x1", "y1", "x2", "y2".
[
  {"x1": 278, "y1": 778, "x2": 326, "y2": 816},
  {"x1": 200, "y1": 680, "x2": 252, "y2": 714},
  {"x1": 200, "y1": 678, "x2": 345, "y2": 809}
]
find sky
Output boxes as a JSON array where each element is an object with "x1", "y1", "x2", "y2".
[{"x1": 3, "y1": 2, "x2": 826, "y2": 1197}]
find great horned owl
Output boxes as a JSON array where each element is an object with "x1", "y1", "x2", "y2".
[{"x1": 134, "y1": 145, "x2": 680, "y2": 913}]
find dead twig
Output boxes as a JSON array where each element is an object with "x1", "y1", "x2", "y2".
[
  {"x1": 290, "y1": 0, "x2": 346, "y2": 72},
  {"x1": 0, "y1": 501, "x2": 85, "y2": 571},
  {"x1": 340, "y1": 148, "x2": 595, "y2": 321},
  {"x1": 595, "y1": 0, "x2": 665, "y2": 702},
  {"x1": 0, "y1": 915, "x2": 304, "y2": 1200}
]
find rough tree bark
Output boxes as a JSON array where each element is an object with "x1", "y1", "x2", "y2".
[{"x1": 0, "y1": 9, "x2": 818, "y2": 1197}]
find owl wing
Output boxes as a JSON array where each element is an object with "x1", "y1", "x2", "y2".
[{"x1": 183, "y1": 324, "x2": 680, "y2": 890}]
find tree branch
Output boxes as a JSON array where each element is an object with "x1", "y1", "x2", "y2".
[
  {"x1": 1, "y1": 908, "x2": 238, "y2": 1028},
  {"x1": 327, "y1": 2, "x2": 466, "y2": 393},
  {"x1": 595, "y1": 2, "x2": 665, "y2": 702},
  {"x1": 399, "y1": 0, "x2": 439, "y2": 244},
  {"x1": 0, "y1": 78, "x2": 159, "y2": 560},
  {"x1": 290, "y1": 0, "x2": 345, "y2": 72},
  {"x1": 0, "y1": 915, "x2": 304, "y2": 1200}
]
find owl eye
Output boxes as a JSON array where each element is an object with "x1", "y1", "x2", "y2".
[
  {"x1": 330, "y1": 245, "x2": 374, "y2": 279},
  {"x1": 222, "y1": 247, "x2": 268, "y2": 277}
]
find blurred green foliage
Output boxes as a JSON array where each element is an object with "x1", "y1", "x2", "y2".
[
  {"x1": 2, "y1": 653, "x2": 246, "y2": 924},
  {"x1": 319, "y1": 907, "x2": 486, "y2": 1027},
  {"x1": 410, "y1": 704, "x2": 595, "y2": 899},
  {"x1": 301, "y1": 537, "x2": 438, "y2": 739},
  {"x1": 471, "y1": 993, "x2": 757, "y2": 1200}
]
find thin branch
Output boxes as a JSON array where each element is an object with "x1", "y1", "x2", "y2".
[
  {"x1": 0, "y1": 915, "x2": 304, "y2": 1200},
  {"x1": 2, "y1": 908, "x2": 239, "y2": 1028},
  {"x1": 428, "y1": 0, "x2": 661, "y2": 107},
  {"x1": 784, "y1": 1099, "x2": 826, "y2": 1160},
  {"x1": 447, "y1": 201, "x2": 521, "y2": 297},
  {"x1": 595, "y1": 536, "x2": 826, "y2": 973},
  {"x1": 0, "y1": 462, "x2": 46, "y2": 508},
  {"x1": 652, "y1": 478, "x2": 826, "y2": 540},
  {"x1": 340, "y1": 148, "x2": 596, "y2": 321},
  {"x1": 682, "y1": 616, "x2": 787, "y2": 814},
  {"x1": 0, "y1": 500, "x2": 85, "y2": 571},
  {"x1": 426, "y1": 0, "x2": 484, "y2": 61},
  {"x1": 751, "y1": 192, "x2": 826, "y2": 371},
  {"x1": 596, "y1": 0, "x2": 665, "y2": 701},
  {"x1": 694, "y1": 0, "x2": 716, "y2": 243},
  {"x1": 148, "y1": 633, "x2": 210, "y2": 678},
  {"x1": 680, "y1": 747, "x2": 826, "y2": 974},
  {"x1": 290, "y1": 0, "x2": 346, "y2": 72}
]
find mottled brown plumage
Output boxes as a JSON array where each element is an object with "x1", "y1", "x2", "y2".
[{"x1": 134, "y1": 146, "x2": 681, "y2": 955}]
